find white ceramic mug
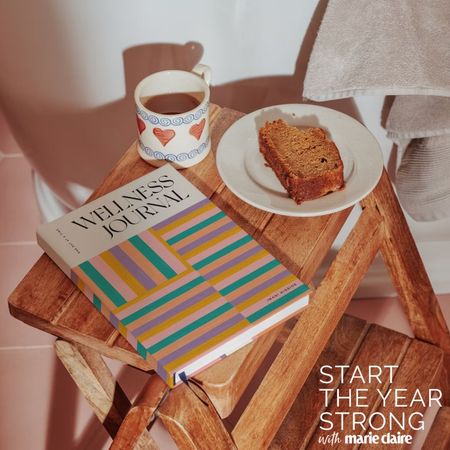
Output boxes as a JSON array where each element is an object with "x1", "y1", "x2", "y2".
[{"x1": 134, "y1": 64, "x2": 211, "y2": 168}]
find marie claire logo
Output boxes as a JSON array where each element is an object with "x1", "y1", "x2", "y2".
[{"x1": 316, "y1": 364, "x2": 442, "y2": 446}]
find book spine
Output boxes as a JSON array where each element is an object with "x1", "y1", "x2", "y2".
[{"x1": 36, "y1": 230, "x2": 72, "y2": 277}]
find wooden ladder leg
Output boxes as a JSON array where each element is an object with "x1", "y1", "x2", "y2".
[
  {"x1": 362, "y1": 169, "x2": 450, "y2": 403},
  {"x1": 157, "y1": 384, "x2": 236, "y2": 450},
  {"x1": 54, "y1": 339, "x2": 155, "y2": 448},
  {"x1": 110, "y1": 375, "x2": 167, "y2": 450},
  {"x1": 232, "y1": 207, "x2": 384, "y2": 449}
]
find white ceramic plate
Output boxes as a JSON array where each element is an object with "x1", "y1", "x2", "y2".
[{"x1": 216, "y1": 104, "x2": 384, "y2": 217}]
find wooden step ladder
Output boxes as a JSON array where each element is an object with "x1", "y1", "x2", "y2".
[
  {"x1": 9, "y1": 105, "x2": 450, "y2": 449},
  {"x1": 109, "y1": 312, "x2": 448, "y2": 449}
]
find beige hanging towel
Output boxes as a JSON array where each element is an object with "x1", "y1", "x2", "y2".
[{"x1": 303, "y1": 0, "x2": 450, "y2": 101}]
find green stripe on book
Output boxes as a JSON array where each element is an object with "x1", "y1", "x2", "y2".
[
  {"x1": 129, "y1": 235, "x2": 177, "y2": 278},
  {"x1": 121, "y1": 276, "x2": 205, "y2": 326},
  {"x1": 79, "y1": 261, "x2": 126, "y2": 307},
  {"x1": 247, "y1": 284, "x2": 309, "y2": 323},
  {"x1": 93, "y1": 295, "x2": 102, "y2": 312},
  {"x1": 192, "y1": 234, "x2": 253, "y2": 270},
  {"x1": 136, "y1": 341, "x2": 147, "y2": 359},
  {"x1": 219, "y1": 259, "x2": 281, "y2": 296},
  {"x1": 148, "y1": 302, "x2": 234, "y2": 354},
  {"x1": 167, "y1": 211, "x2": 226, "y2": 245}
]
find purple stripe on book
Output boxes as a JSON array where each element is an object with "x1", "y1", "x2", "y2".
[
  {"x1": 158, "y1": 313, "x2": 246, "y2": 367},
  {"x1": 110, "y1": 313, "x2": 119, "y2": 329},
  {"x1": 202, "y1": 244, "x2": 261, "y2": 279},
  {"x1": 231, "y1": 269, "x2": 292, "y2": 307},
  {"x1": 133, "y1": 286, "x2": 217, "y2": 336},
  {"x1": 157, "y1": 361, "x2": 170, "y2": 384},
  {"x1": 109, "y1": 246, "x2": 156, "y2": 290},
  {"x1": 177, "y1": 221, "x2": 236, "y2": 255},
  {"x1": 152, "y1": 197, "x2": 210, "y2": 230},
  {"x1": 70, "y1": 271, "x2": 78, "y2": 284}
]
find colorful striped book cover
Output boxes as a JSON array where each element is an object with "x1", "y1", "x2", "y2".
[{"x1": 37, "y1": 164, "x2": 310, "y2": 387}]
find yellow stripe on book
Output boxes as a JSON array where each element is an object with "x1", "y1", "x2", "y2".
[
  {"x1": 236, "y1": 274, "x2": 299, "y2": 312},
  {"x1": 157, "y1": 202, "x2": 216, "y2": 235},
  {"x1": 182, "y1": 226, "x2": 242, "y2": 259},
  {"x1": 137, "y1": 291, "x2": 222, "y2": 342},
  {"x1": 119, "y1": 322, "x2": 127, "y2": 338},
  {"x1": 113, "y1": 268, "x2": 195, "y2": 313},
  {"x1": 164, "y1": 320, "x2": 249, "y2": 373},
  {"x1": 207, "y1": 249, "x2": 268, "y2": 285},
  {"x1": 100, "y1": 251, "x2": 146, "y2": 296},
  {"x1": 120, "y1": 240, "x2": 167, "y2": 285}
]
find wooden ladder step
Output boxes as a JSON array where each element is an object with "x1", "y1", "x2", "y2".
[
  {"x1": 271, "y1": 314, "x2": 444, "y2": 449},
  {"x1": 423, "y1": 407, "x2": 450, "y2": 450},
  {"x1": 270, "y1": 314, "x2": 368, "y2": 449}
]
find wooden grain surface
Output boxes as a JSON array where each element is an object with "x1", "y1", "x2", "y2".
[
  {"x1": 8, "y1": 104, "x2": 352, "y2": 410},
  {"x1": 361, "y1": 171, "x2": 450, "y2": 358},
  {"x1": 195, "y1": 204, "x2": 352, "y2": 418},
  {"x1": 232, "y1": 207, "x2": 384, "y2": 449},
  {"x1": 308, "y1": 325, "x2": 410, "y2": 449},
  {"x1": 157, "y1": 383, "x2": 236, "y2": 450},
  {"x1": 110, "y1": 375, "x2": 167, "y2": 450},
  {"x1": 9, "y1": 104, "x2": 450, "y2": 450},
  {"x1": 362, "y1": 170, "x2": 450, "y2": 406},
  {"x1": 110, "y1": 407, "x2": 158, "y2": 450},
  {"x1": 8, "y1": 104, "x2": 230, "y2": 369},
  {"x1": 273, "y1": 322, "x2": 444, "y2": 450},
  {"x1": 360, "y1": 339, "x2": 443, "y2": 450},
  {"x1": 270, "y1": 314, "x2": 369, "y2": 450},
  {"x1": 423, "y1": 407, "x2": 450, "y2": 450},
  {"x1": 54, "y1": 339, "x2": 131, "y2": 436}
]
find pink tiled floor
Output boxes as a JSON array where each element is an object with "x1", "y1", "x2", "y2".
[
  {"x1": 0, "y1": 109, "x2": 448, "y2": 449},
  {"x1": 0, "y1": 110, "x2": 176, "y2": 450},
  {"x1": 0, "y1": 109, "x2": 111, "y2": 450}
]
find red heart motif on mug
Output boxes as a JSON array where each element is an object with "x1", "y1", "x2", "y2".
[
  {"x1": 153, "y1": 128, "x2": 175, "y2": 146},
  {"x1": 189, "y1": 118, "x2": 206, "y2": 140},
  {"x1": 136, "y1": 116, "x2": 146, "y2": 134}
]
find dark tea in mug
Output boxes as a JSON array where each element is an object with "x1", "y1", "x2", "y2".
[{"x1": 141, "y1": 92, "x2": 204, "y2": 115}]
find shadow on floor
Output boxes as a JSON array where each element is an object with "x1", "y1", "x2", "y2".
[{"x1": 45, "y1": 354, "x2": 151, "y2": 450}]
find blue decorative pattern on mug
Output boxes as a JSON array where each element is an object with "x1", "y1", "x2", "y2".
[
  {"x1": 139, "y1": 138, "x2": 210, "y2": 161},
  {"x1": 137, "y1": 102, "x2": 209, "y2": 126}
]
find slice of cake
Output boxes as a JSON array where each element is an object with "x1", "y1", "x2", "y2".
[{"x1": 258, "y1": 119, "x2": 344, "y2": 204}]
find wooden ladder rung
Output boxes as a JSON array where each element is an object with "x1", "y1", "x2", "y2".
[
  {"x1": 271, "y1": 316, "x2": 444, "y2": 450},
  {"x1": 422, "y1": 407, "x2": 450, "y2": 450}
]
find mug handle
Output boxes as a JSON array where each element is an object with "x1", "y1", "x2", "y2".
[{"x1": 192, "y1": 64, "x2": 211, "y2": 86}]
